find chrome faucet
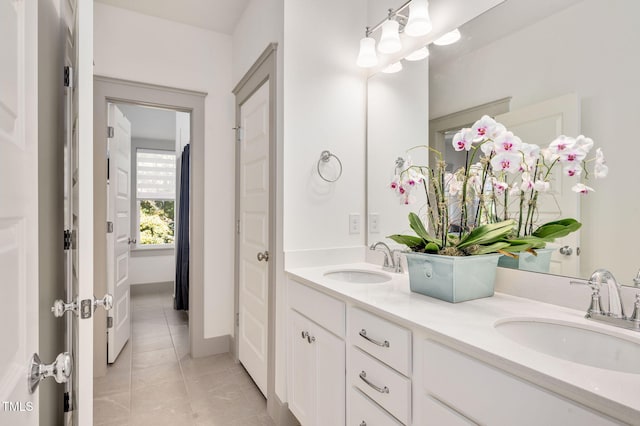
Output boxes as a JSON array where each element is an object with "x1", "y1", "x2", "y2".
[
  {"x1": 571, "y1": 269, "x2": 640, "y2": 331},
  {"x1": 369, "y1": 242, "x2": 403, "y2": 273}
]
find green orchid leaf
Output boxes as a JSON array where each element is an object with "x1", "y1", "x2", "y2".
[
  {"x1": 532, "y1": 218, "x2": 582, "y2": 242},
  {"x1": 472, "y1": 241, "x2": 512, "y2": 255},
  {"x1": 458, "y1": 219, "x2": 516, "y2": 248},
  {"x1": 408, "y1": 212, "x2": 438, "y2": 244},
  {"x1": 387, "y1": 234, "x2": 425, "y2": 250}
]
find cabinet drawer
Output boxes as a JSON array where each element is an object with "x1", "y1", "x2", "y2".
[
  {"x1": 289, "y1": 278, "x2": 345, "y2": 338},
  {"x1": 422, "y1": 339, "x2": 620, "y2": 426},
  {"x1": 349, "y1": 307, "x2": 411, "y2": 375},
  {"x1": 349, "y1": 387, "x2": 402, "y2": 426},
  {"x1": 350, "y1": 347, "x2": 411, "y2": 425},
  {"x1": 419, "y1": 394, "x2": 477, "y2": 426}
]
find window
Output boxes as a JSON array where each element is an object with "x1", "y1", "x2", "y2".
[{"x1": 136, "y1": 149, "x2": 176, "y2": 246}]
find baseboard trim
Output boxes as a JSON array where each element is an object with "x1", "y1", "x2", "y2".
[
  {"x1": 130, "y1": 281, "x2": 173, "y2": 295},
  {"x1": 191, "y1": 333, "x2": 231, "y2": 358},
  {"x1": 268, "y1": 394, "x2": 298, "y2": 426}
]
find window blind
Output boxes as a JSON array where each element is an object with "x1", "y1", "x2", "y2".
[{"x1": 136, "y1": 149, "x2": 176, "y2": 200}]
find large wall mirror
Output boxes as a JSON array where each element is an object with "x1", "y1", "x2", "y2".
[{"x1": 367, "y1": 0, "x2": 640, "y2": 285}]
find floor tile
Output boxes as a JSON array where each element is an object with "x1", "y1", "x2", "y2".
[{"x1": 94, "y1": 289, "x2": 272, "y2": 425}]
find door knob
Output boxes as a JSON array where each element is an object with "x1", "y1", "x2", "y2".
[
  {"x1": 94, "y1": 293, "x2": 113, "y2": 312},
  {"x1": 559, "y1": 246, "x2": 573, "y2": 256},
  {"x1": 257, "y1": 251, "x2": 269, "y2": 262},
  {"x1": 51, "y1": 299, "x2": 77, "y2": 317},
  {"x1": 28, "y1": 352, "x2": 72, "y2": 393}
]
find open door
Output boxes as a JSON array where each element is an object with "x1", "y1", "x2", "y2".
[
  {"x1": 106, "y1": 104, "x2": 132, "y2": 363},
  {"x1": 0, "y1": 0, "x2": 39, "y2": 424},
  {"x1": 63, "y1": 0, "x2": 98, "y2": 423},
  {"x1": 496, "y1": 93, "x2": 580, "y2": 276}
]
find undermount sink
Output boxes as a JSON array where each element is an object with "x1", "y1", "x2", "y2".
[
  {"x1": 495, "y1": 318, "x2": 640, "y2": 374},
  {"x1": 323, "y1": 269, "x2": 391, "y2": 284}
]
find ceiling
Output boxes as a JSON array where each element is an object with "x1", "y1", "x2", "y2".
[
  {"x1": 116, "y1": 103, "x2": 177, "y2": 141},
  {"x1": 95, "y1": 0, "x2": 250, "y2": 34}
]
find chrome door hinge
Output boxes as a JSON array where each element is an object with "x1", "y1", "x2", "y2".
[
  {"x1": 233, "y1": 126, "x2": 243, "y2": 143},
  {"x1": 63, "y1": 66, "x2": 73, "y2": 88},
  {"x1": 64, "y1": 391, "x2": 70, "y2": 413},
  {"x1": 106, "y1": 221, "x2": 114, "y2": 233},
  {"x1": 236, "y1": 313, "x2": 239, "y2": 327},
  {"x1": 107, "y1": 316, "x2": 113, "y2": 329},
  {"x1": 63, "y1": 229, "x2": 72, "y2": 250},
  {"x1": 236, "y1": 219, "x2": 240, "y2": 235},
  {"x1": 107, "y1": 126, "x2": 114, "y2": 138}
]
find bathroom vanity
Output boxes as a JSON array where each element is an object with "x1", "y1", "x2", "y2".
[{"x1": 285, "y1": 263, "x2": 639, "y2": 425}]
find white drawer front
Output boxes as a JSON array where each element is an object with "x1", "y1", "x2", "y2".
[
  {"x1": 419, "y1": 394, "x2": 477, "y2": 426},
  {"x1": 350, "y1": 347, "x2": 411, "y2": 425},
  {"x1": 349, "y1": 307, "x2": 411, "y2": 376},
  {"x1": 289, "y1": 278, "x2": 345, "y2": 337},
  {"x1": 422, "y1": 339, "x2": 620, "y2": 426},
  {"x1": 349, "y1": 387, "x2": 403, "y2": 426}
]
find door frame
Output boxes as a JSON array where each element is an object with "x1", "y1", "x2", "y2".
[
  {"x1": 93, "y1": 76, "x2": 206, "y2": 375},
  {"x1": 232, "y1": 43, "x2": 279, "y2": 413}
]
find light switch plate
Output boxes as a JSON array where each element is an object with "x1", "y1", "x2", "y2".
[
  {"x1": 349, "y1": 213, "x2": 360, "y2": 234},
  {"x1": 369, "y1": 213, "x2": 380, "y2": 233}
]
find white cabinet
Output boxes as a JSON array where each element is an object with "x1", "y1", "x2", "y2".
[
  {"x1": 417, "y1": 339, "x2": 621, "y2": 426},
  {"x1": 287, "y1": 279, "x2": 345, "y2": 426}
]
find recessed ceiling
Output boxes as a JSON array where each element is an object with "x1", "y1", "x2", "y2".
[{"x1": 95, "y1": 0, "x2": 250, "y2": 34}]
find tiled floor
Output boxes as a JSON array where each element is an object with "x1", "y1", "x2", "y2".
[{"x1": 94, "y1": 287, "x2": 274, "y2": 426}]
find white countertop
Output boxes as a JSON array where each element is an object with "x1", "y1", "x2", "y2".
[{"x1": 286, "y1": 263, "x2": 640, "y2": 425}]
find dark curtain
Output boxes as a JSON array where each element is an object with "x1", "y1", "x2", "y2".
[{"x1": 174, "y1": 144, "x2": 190, "y2": 310}]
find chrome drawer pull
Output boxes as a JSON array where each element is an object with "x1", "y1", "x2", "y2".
[
  {"x1": 359, "y1": 329, "x2": 390, "y2": 348},
  {"x1": 359, "y1": 371, "x2": 389, "y2": 394}
]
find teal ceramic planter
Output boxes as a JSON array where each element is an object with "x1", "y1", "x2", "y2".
[
  {"x1": 497, "y1": 248, "x2": 555, "y2": 273},
  {"x1": 405, "y1": 252, "x2": 501, "y2": 303}
]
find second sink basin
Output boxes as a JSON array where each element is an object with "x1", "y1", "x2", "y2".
[
  {"x1": 324, "y1": 269, "x2": 391, "y2": 284},
  {"x1": 495, "y1": 318, "x2": 640, "y2": 374}
]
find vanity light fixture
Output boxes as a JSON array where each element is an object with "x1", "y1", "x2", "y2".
[
  {"x1": 405, "y1": 0, "x2": 432, "y2": 37},
  {"x1": 357, "y1": 0, "x2": 433, "y2": 68},
  {"x1": 382, "y1": 61, "x2": 403, "y2": 74},
  {"x1": 404, "y1": 46, "x2": 430, "y2": 61},
  {"x1": 378, "y1": 18, "x2": 402, "y2": 54},
  {"x1": 433, "y1": 28, "x2": 461, "y2": 46},
  {"x1": 356, "y1": 31, "x2": 378, "y2": 68}
]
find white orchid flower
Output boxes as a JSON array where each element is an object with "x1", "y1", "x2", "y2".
[
  {"x1": 574, "y1": 135, "x2": 594, "y2": 154},
  {"x1": 534, "y1": 180, "x2": 550, "y2": 192},
  {"x1": 549, "y1": 135, "x2": 576, "y2": 155},
  {"x1": 541, "y1": 147, "x2": 559, "y2": 163},
  {"x1": 490, "y1": 152, "x2": 522, "y2": 174},
  {"x1": 563, "y1": 163, "x2": 583, "y2": 177},
  {"x1": 492, "y1": 178, "x2": 508, "y2": 194},
  {"x1": 509, "y1": 183, "x2": 521, "y2": 196},
  {"x1": 571, "y1": 183, "x2": 595, "y2": 194},
  {"x1": 494, "y1": 131, "x2": 523, "y2": 153},
  {"x1": 452, "y1": 128, "x2": 474, "y2": 151},
  {"x1": 471, "y1": 115, "x2": 505, "y2": 142},
  {"x1": 594, "y1": 148, "x2": 608, "y2": 178}
]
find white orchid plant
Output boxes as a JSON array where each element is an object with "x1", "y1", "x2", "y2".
[{"x1": 388, "y1": 115, "x2": 608, "y2": 257}]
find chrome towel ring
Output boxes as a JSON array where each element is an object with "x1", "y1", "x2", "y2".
[{"x1": 317, "y1": 150, "x2": 343, "y2": 182}]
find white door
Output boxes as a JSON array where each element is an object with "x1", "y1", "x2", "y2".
[
  {"x1": 106, "y1": 104, "x2": 131, "y2": 363},
  {"x1": 238, "y1": 82, "x2": 270, "y2": 396},
  {"x1": 0, "y1": 0, "x2": 39, "y2": 424},
  {"x1": 64, "y1": 0, "x2": 94, "y2": 423},
  {"x1": 496, "y1": 93, "x2": 580, "y2": 276}
]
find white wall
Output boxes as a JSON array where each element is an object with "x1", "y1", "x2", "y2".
[
  {"x1": 129, "y1": 253, "x2": 175, "y2": 284},
  {"x1": 283, "y1": 0, "x2": 368, "y2": 251},
  {"x1": 430, "y1": 0, "x2": 640, "y2": 281},
  {"x1": 94, "y1": 3, "x2": 235, "y2": 339}
]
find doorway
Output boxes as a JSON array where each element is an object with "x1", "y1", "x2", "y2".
[{"x1": 93, "y1": 76, "x2": 207, "y2": 378}]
